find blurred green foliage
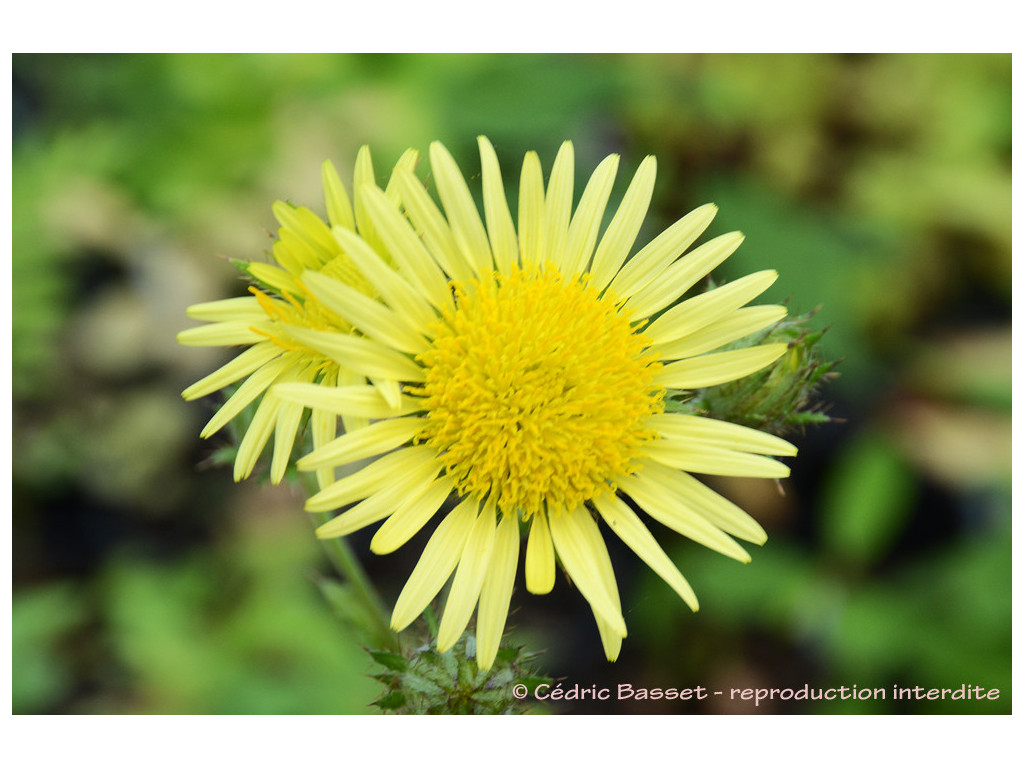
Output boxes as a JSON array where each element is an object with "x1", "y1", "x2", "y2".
[{"x1": 12, "y1": 53, "x2": 1010, "y2": 714}]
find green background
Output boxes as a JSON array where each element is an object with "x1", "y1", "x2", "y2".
[{"x1": 12, "y1": 53, "x2": 1011, "y2": 714}]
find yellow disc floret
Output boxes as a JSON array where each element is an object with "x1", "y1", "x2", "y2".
[{"x1": 413, "y1": 262, "x2": 664, "y2": 516}]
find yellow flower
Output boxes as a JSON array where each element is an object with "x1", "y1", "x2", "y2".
[
  {"x1": 274, "y1": 137, "x2": 797, "y2": 670},
  {"x1": 178, "y1": 146, "x2": 418, "y2": 488}
]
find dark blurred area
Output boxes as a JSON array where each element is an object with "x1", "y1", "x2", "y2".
[{"x1": 12, "y1": 53, "x2": 1011, "y2": 714}]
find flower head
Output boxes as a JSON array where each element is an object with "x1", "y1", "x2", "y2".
[
  {"x1": 274, "y1": 137, "x2": 797, "y2": 669},
  {"x1": 178, "y1": 147, "x2": 418, "y2": 487}
]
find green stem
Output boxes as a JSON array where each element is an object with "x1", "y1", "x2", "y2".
[{"x1": 311, "y1": 512, "x2": 399, "y2": 650}]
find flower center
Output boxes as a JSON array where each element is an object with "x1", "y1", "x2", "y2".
[{"x1": 413, "y1": 262, "x2": 664, "y2": 516}]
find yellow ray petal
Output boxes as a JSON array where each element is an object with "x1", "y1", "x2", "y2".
[
  {"x1": 306, "y1": 446, "x2": 439, "y2": 513},
  {"x1": 607, "y1": 203, "x2": 717, "y2": 299},
  {"x1": 185, "y1": 296, "x2": 265, "y2": 322},
  {"x1": 644, "y1": 440, "x2": 792, "y2": 479},
  {"x1": 393, "y1": 167, "x2": 473, "y2": 284},
  {"x1": 298, "y1": 416, "x2": 422, "y2": 471},
  {"x1": 655, "y1": 343, "x2": 787, "y2": 390},
  {"x1": 391, "y1": 498, "x2": 479, "y2": 632},
  {"x1": 543, "y1": 141, "x2": 574, "y2": 271},
  {"x1": 182, "y1": 342, "x2": 281, "y2": 400},
  {"x1": 273, "y1": 382, "x2": 420, "y2": 419},
  {"x1": 332, "y1": 224, "x2": 438, "y2": 331},
  {"x1": 475, "y1": 511, "x2": 521, "y2": 670},
  {"x1": 370, "y1": 475, "x2": 456, "y2": 554},
  {"x1": 430, "y1": 141, "x2": 493, "y2": 276},
  {"x1": 300, "y1": 270, "x2": 430, "y2": 356},
  {"x1": 361, "y1": 185, "x2": 455, "y2": 314},
  {"x1": 548, "y1": 507, "x2": 627, "y2": 637},
  {"x1": 654, "y1": 305, "x2": 787, "y2": 361},
  {"x1": 176, "y1": 321, "x2": 269, "y2": 347},
  {"x1": 525, "y1": 507, "x2": 556, "y2": 594},
  {"x1": 592, "y1": 493, "x2": 699, "y2": 611},
  {"x1": 314, "y1": 464, "x2": 440, "y2": 539},
  {"x1": 478, "y1": 136, "x2": 519, "y2": 273},
  {"x1": 640, "y1": 462, "x2": 768, "y2": 545},
  {"x1": 321, "y1": 158, "x2": 355, "y2": 231},
  {"x1": 233, "y1": 389, "x2": 281, "y2": 481},
  {"x1": 624, "y1": 231, "x2": 745, "y2": 320},
  {"x1": 437, "y1": 500, "x2": 497, "y2": 652},
  {"x1": 647, "y1": 412, "x2": 798, "y2": 457},
  {"x1": 273, "y1": 203, "x2": 336, "y2": 265},
  {"x1": 247, "y1": 262, "x2": 302, "y2": 297},
  {"x1": 561, "y1": 154, "x2": 618, "y2": 277},
  {"x1": 283, "y1": 325, "x2": 425, "y2": 383},
  {"x1": 617, "y1": 472, "x2": 751, "y2": 562},
  {"x1": 644, "y1": 270, "x2": 778, "y2": 346},
  {"x1": 572, "y1": 504, "x2": 627, "y2": 659},
  {"x1": 199, "y1": 355, "x2": 293, "y2": 438},
  {"x1": 590, "y1": 154, "x2": 656, "y2": 292},
  {"x1": 518, "y1": 151, "x2": 546, "y2": 267},
  {"x1": 310, "y1": 374, "x2": 339, "y2": 491}
]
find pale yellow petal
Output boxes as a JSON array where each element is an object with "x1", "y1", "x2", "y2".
[
  {"x1": 300, "y1": 270, "x2": 430, "y2": 356},
  {"x1": 321, "y1": 158, "x2": 355, "y2": 231},
  {"x1": 181, "y1": 342, "x2": 281, "y2": 400},
  {"x1": 370, "y1": 475, "x2": 456, "y2": 554},
  {"x1": 654, "y1": 305, "x2": 787, "y2": 360},
  {"x1": 644, "y1": 439, "x2": 792, "y2": 478},
  {"x1": 247, "y1": 262, "x2": 302, "y2": 297},
  {"x1": 314, "y1": 461, "x2": 441, "y2": 539},
  {"x1": 176, "y1": 321, "x2": 269, "y2": 347},
  {"x1": 199, "y1": 355, "x2": 292, "y2": 438},
  {"x1": 477, "y1": 136, "x2": 519, "y2": 273},
  {"x1": 298, "y1": 416, "x2": 422, "y2": 471},
  {"x1": 390, "y1": 498, "x2": 479, "y2": 632},
  {"x1": 185, "y1": 296, "x2": 265, "y2": 322},
  {"x1": 393, "y1": 168, "x2": 473, "y2": 284},
  {"x1": 617, "y1": 471, "x2": 751, "y2": 562},
  {"x1": 525, "y1": 508, "x2": 555, "y2": 595},
  {"x1": 655, "y1": 344, "x2": 788, "y2": 390},
  {"x1": 332, "y1": 224, "x2": 438, "y2": 331},
  {"x1": 592, "y1": 493, "x2": 699, "y2": 611},
  {"x1": 624, "y1": 231, "x2": 745, "y2": 319},
  {"x1": 561, "y1": 154, "x2": 618, "y2": 277},
  {"x1": 352, "y1": 145, "x2": 386, "y2": 257},
  {"x1": 543, "y1": 141, "x2": 574, "y2": 270},
  {"x1": 273, "y1": 203, "x2": 336, "y2": 265},
  {"x1": 437, "y1": 500, "x2": 497, "y2": 652},
  {"x1": 273, "y1": 382, "x2": 421, "y2": 419},
  {"x1": 310, "y1": 375, "x2": 339, "y2": 491},
  {"x1": 476, "y1": 511, "x2": 521, "y2": 670},
  {"x1": 283, "y1": 325, "x2": 425, "y2": 382},
  {"x1": 306, "y1": 446, "x2": 439, "y2": 513},
  {"x1": 644, "y1": 270, "x2": 779, "y2": 346},
  {"x1": 640, "y1": 463, "x2": 768, "y2": 545},
  {"x1": 430, "y1": 141, "x2": 493, "y2": 276},
  {"x1": 607, "y1": 203, "x2": 717, "y2": 299},
  {"x1": 590, "y1": 155, "x2": 656, "y2": 291},
  {"x1": 518, "y1": 151, "x2": 546, "y2": 267},
  {"x1": 647, "y1": 412, "x2": 798, "y2": 457},
  {"x1": 233, "y1": 390, "x2": 281, "y2": 481},
  {"x1": 572, "y1": 504, "x2": 627, "y2": 658},
  {"x1": 360, "y1": 185, "x2": 454, "y2": 313},
  {"x1": 548, "y1": 507, "x2": 627, "y2": 637},
  {"x1": 269, "y1": 367, "x2": 316, "y2": 483}
]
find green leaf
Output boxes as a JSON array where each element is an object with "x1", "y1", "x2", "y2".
[
  {"x1": 375, "y1": 690, "x2": 406, "y2": 710},
  {"x1": 368, "y1": 650, "x2": 409, "y2": 673}
]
